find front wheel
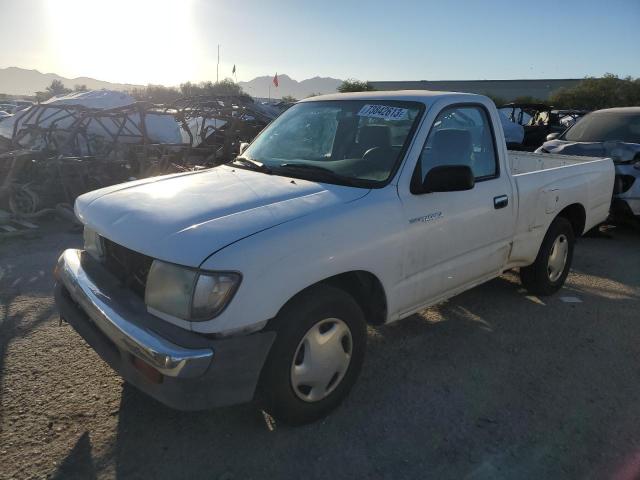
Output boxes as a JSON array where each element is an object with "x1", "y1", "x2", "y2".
[
  {"x1": 520, "y1": 216, "x2": 575, "y2": 296},
  {"x1": 257, "y1": 284, "x2": 366, "y2": 425}
]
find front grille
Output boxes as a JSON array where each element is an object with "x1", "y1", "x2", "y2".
[{"x1": 102, "y1": 238, "x2": 153, "y2": 298}]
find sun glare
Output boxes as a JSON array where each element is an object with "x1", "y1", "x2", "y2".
[{"x1": 45, "y1": 0, "x2": 200, "y2": 86}]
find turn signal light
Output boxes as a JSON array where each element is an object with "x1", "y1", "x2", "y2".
[{"x1": 132, "y1": 356, "x2": 163, "y2": 384}]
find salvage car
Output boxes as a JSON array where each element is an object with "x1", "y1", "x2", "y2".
[
  {"x1": 0, "y1": 90, "x2": 281, "y2": 216},
  {"x1": 0, "y1": 103, "x2": 17, "y2": 114},
  {"x1": 54, "y1": 91, "x2": 614, "y2": 425},
  {"x1": 500, "y1": 103, "x2": 588, "y2": 151},
  {"x1": 537, "y1": 107, "x2": 640, "y2": 220}
]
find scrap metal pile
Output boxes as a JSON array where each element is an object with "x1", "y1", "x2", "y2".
[{"x1": 0, "y1": 90, "x2": 280, "y2": 219}]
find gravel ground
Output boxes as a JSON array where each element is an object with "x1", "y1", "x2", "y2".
[{"x1": 1, "y1": 221, "x2": 639, "y2": 480}]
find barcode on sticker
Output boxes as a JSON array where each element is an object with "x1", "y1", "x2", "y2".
[{"x1": 357, "y1": 104, "x2": 408, "y2": 120}]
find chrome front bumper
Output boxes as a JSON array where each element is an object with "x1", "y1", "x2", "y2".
[
  {"x1": 54, "y1": 249, "x2": 275, "y2": 410},
  {"x1": 55, "y1": 249, "x2": 213, "y2": 378}
]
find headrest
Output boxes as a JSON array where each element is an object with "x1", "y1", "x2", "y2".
[{"x1": 431, "y1": 129, "x2": 472, "y2": 165}]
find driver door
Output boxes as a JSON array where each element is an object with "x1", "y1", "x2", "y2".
[{"x1": 396, "y1": 104, "x2": 514, "y2": 314}]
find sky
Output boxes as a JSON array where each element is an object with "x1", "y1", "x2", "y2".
[{"x1": 0, "y1": 0, "x2": 638, "y2": 86}]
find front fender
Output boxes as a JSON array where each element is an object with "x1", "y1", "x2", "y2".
[{"x1": 194, "y1": 188, "x2": 404, "y2": 335}]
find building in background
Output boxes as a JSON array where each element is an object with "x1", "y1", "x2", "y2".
[{"x1": 369, "y1": 79, "x2": 582, "y2": 101}]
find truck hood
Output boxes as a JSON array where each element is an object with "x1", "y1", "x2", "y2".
[
  {"x1": 76, "y1": 166, "x2": 369, "y2": 267},
  {"x1": 540, "y1": 139, "x2": 640, "y2": 163}
]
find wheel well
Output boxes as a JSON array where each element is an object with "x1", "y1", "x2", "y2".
[
  {"x1": 282, "y1": 271, "x2": 387, "y2": 326},
  {"x1": 557, "y1": 203, "x2": 586, "y2": 237}
]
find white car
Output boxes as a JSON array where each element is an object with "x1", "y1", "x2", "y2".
[{"x1": 54, "y1": 91, "x2": 614, "y2": 424}]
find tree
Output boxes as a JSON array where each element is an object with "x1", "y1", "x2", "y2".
[
  {"x1": 550, "y1": 74, "x2": 640, "y2": 110},
  {"x1": 337, "y1": 79, "x2": 375, "y2": 93},
  {"x1": 179, "y1": 81, "x2": 198, "y2": 97},
  {"x1": 280, "y1": 95, "x2": 298, "y2": 103},
  {"x1": 129, "y1": 84, "x2": 182, "y2": 103},
  {"x1": 179, "y1": 79, "x2": 249, "y2": 98},
  {"x1": 35, "y1": 79, "x2": 72, "y2": 102},
  {"x1": 74, "y1": 84, "x2": 88, "y2": 92},
  {"x1": 46, "y1": 79, "x2": 72, "y2": 97},
  {"x1": 129, "y1": 80, "x2": 250, "y2": 103},
  {"x1": 208, "y1": 79, "x2": 249, "y2": 97}
]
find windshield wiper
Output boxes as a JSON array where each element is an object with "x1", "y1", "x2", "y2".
[
  {"x1": 229, "y1": 156, "x2": 272, "y2": 174},
  {"x1": 277, "y1": 163, "x2": 360, "y2": 186}
]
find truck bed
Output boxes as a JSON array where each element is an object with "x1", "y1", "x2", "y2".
[
  {"x1": 505, "y1": 150, "x2": 614, "y2": 269},
  {"x1": 508, "y1": 150, "x2": 607, "y2": 175}
]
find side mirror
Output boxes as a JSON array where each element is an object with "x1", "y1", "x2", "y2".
[
  {"x1": 422, "y1": 165, "x2": 475, "y2": 193},
  {"x1": 546, "y1": 132, "x2": 560, "y2": 141},
  {"x1": 239, "y1": 142, "x2": 250, "y2": 154}
]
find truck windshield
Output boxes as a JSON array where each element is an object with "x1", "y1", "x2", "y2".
[
  {"x1": 563, "y1": 111, "x2": 640, "y2": 144},
  {"x1": 241, "y1": 100, "x2": 424, "y2": 187}
]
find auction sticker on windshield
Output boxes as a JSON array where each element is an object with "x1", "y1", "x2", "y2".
[{"x1": 358, "y1": 104, "x2": 409, "y2": 120}]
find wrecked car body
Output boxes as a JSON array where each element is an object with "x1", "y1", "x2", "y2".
[
  {"x1": 537, "y1": 107, "x2": 640, "y2": 220},
  {"x1": 500, "y1": 103, "x2": 588, "y2": 151},
  {"x1": 498, "y1": 109, "x2": 525, "y2": 147},
  {"x1": 0, "y1": 90, "x2": 279, "y2": 217}
]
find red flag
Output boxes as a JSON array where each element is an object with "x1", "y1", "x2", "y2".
[{"x1": 273, "y1": 73, "x2": 279, "y2": 88}]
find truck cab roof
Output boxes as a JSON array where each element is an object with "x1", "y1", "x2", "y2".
[{"x1": 300, "y1": 90, "x2": 487, "y2": 105}]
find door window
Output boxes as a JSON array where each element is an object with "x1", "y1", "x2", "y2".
[{"x1": 418, "y1": 105, "x2": 498, "y2": 183}]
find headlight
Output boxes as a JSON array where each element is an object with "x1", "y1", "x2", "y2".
[
  {"x1": 191, "y1": 272, "x2": 242, "y2": 319},
  {"x1": 83, "y1": 227, "x2": 104, "y2": 260},
  {"x1": 145, "y1": 260, "x2": 241, "y2": 321},
  {"x1": 145, "y1": 261, "x2": 195, "y2": 319}
]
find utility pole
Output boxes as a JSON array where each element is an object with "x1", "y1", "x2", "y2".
[{"x1": 216, "y1": 44, "x2": 220, "y2": 84}]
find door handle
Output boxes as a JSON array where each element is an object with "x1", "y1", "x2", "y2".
[{"x1": 494, "y1": 195, "x2": 509, "y2": 209}]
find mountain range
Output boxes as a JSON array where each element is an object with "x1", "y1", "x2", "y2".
[
  {"x1": 0, "y1": 67, "x2": 343, "y2": 99},
  {"x1": 238, "y1": 74, "x2": 342, "y2": 99},
  {"x1": 0, "y1": 67, "x2": 142, "y2": 96}
]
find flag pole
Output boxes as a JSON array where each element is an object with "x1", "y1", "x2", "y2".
[{"x1": 216, "y1": 44, "x2": 220, "y2": 83}]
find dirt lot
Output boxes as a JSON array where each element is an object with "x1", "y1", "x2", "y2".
[{"x1": 1, "y1": 221, "x2": 639, "y2": 479}]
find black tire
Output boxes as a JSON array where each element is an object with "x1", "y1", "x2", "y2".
[
  {"x1": 257, "y1": 284, "x2": 366, "y2": 425},
  {"x1": 520, "y1": 216, "x2": 575, "y2": 296}
]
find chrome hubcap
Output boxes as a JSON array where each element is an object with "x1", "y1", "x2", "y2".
[
  {"x1": 547, "y1": 234, "x2": 569, "y2": 282},
  {"x1": 290, "y1": 318, "x2": 353, "y2": 402}
]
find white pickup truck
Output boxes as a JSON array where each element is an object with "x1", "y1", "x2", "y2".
[{"x1": 54, "y1": 91, "x2": 614, "y2": 424}]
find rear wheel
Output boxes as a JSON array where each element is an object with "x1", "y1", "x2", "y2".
[
  {"x1": 257, "y1": 284, "x2": 366, "y2": 425},
  {"x1": 520, "y1": 216, "x2": 575, "y2": 296}
]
